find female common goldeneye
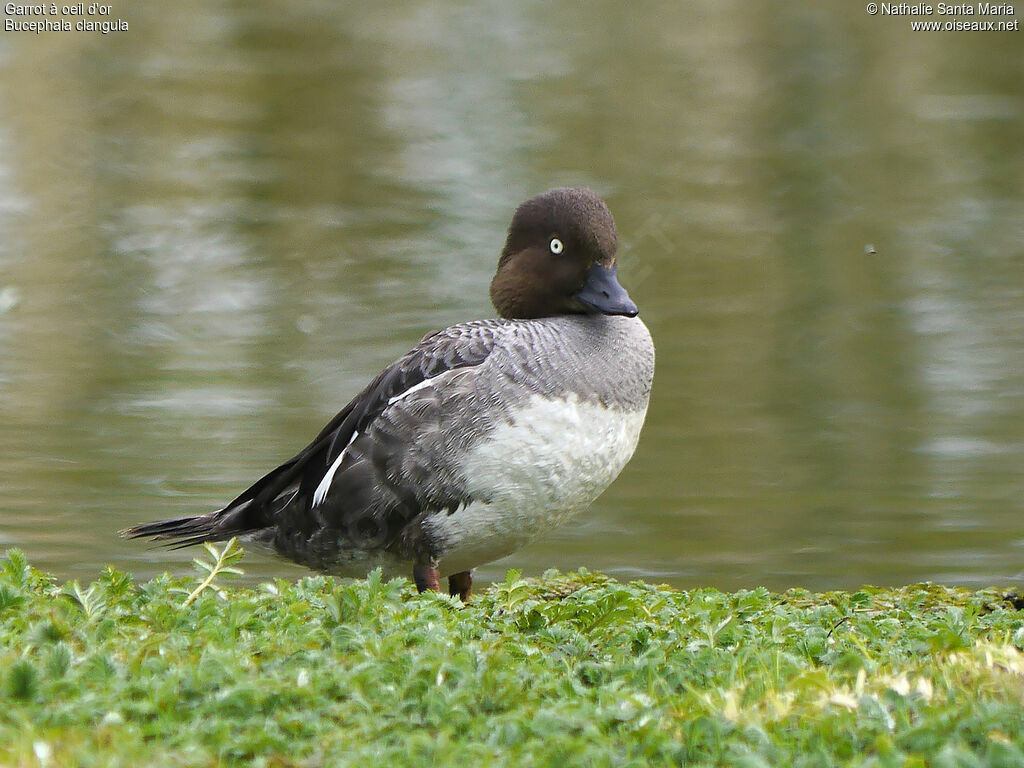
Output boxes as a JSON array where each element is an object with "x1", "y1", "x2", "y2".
[{"x1": 125, "y1": 188, "x2": 655, "y2": 600}]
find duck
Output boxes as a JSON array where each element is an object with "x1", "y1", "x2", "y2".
[{"x1": 124, "y1": 187, "x2": 655, "y2": 601}]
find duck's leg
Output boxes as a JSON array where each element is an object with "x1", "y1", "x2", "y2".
[
  {"x1": 413, "y1": 562, "x2": 441, "y2": 593},
  {"x1": 448, "y1": 570, "x2": 473, "y2": 602}
]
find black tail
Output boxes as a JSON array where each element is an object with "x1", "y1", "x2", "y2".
[
  {"x1": 121, "y1": 514, "x2": 226, "y2": 550},
  {"x1": 123, "y1": 395, "x2": 356, "y2": 551},
  {"x1": 121, "y1": 500, "x2": 259, "y2": 549}
]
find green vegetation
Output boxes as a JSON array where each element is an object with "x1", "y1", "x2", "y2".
[{"x1": 1, "y1": 544, "x2": 1023, "y2": 767}]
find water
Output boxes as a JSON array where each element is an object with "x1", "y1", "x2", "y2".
[{"x1": 1, "y1": 2, "x2": 1022, "y2": 591}]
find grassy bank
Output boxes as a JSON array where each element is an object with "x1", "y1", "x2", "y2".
[{"x1": 2, "y1": 543, "x2": 1023, "y2": 767}]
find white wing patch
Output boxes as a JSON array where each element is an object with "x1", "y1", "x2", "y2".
[
  {"x1": 387, "y1": 377, "x2": 435, "y2": 406},
  {"x1": 312, "y1": 430, "x2": 359, "y2": 508},
  {"x1": 311, "y1": 376, "x2": 441, "y2": 508}
]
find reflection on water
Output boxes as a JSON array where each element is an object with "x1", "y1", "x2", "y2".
[{"x1": 1, "y1": 2, "x2": 1022, "y2": 591}]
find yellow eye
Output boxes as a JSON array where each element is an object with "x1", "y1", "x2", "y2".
[{"x1": 549, "y1": 238, "x2": 564, "y2": 254}]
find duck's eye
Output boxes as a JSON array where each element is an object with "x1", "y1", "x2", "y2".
[{"x1": 549, "y1": 237, "x2": 564, "y2": 255}]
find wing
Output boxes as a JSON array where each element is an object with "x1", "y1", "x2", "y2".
[{"x1": 206, "y1": 319, "x2": 504, "y2": 539}]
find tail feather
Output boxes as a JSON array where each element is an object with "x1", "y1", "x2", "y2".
[
  {"x1": 121, "y1": 499, "x2": 258, "y2": 549},
  {"x1": 121, "y1": 514, "x2": 223, "y2": 548},
  {"x1": 124, "y1": 428, "x2": 326, "y2": 552}
]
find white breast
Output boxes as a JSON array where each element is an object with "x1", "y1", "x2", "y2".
[{"x1": 427, "y1": 393, "x2": 649, "y2": 575}]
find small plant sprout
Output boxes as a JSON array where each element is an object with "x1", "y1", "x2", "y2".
[
  {"x1": 62, "y1": 581, "x2": 106, "y2": 622},
  {"x1": 178, "y1": 538, "x2": 245, "y2": 607}
]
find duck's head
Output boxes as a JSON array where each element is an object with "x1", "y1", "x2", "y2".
[{"x1": 489, "y1": 187, "x2": 639, "y2": 320}]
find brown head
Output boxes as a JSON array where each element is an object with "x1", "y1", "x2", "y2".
[{"x1": 489, "y1": 187, "x2": 639, "y2": 319}]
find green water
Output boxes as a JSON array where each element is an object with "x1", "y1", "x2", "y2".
[{"x1": 1, "y1": 2, "x2": 1022, "y2": 590}]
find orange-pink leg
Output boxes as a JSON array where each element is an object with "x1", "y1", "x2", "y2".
[
  {"x1": 413, "y1": 562, "x2": 440, "y2": 593},
  {"x1": 448, "y1": 570, "x2": 473, "y2": 602}
]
